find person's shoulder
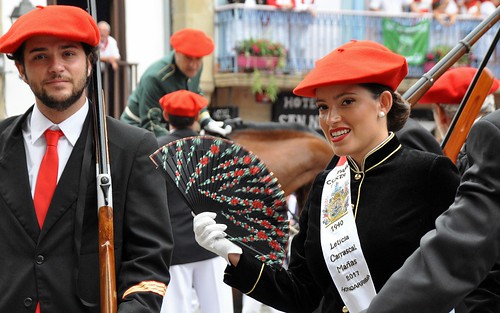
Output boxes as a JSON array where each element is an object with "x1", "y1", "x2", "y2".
[
  {"x1": 466, "y1": 110, "x2": 500, "y2": 144},
  {"x1": 142, "y1": 53, "x2": 175, "y2": 75},
  {"x1": 478, "y1": 109, "x2": 500, "y2": 127},
  {"x1": 400, "y1": 145, "x2": 453, "y2": 169},
  {"x1": 107, "y1": 117, "x2": 155, "y2": 141},
  {"x1": 0, "y1": 115, "x2": 21, "y2": 131}
]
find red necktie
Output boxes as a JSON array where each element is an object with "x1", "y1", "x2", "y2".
[{"x1": 34, "y1": 129, "x2": 64, "y2": 229}]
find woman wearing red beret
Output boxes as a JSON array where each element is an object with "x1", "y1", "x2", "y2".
[{"x1": 192, "y1": 40, "x2": 464, "y2": 312}]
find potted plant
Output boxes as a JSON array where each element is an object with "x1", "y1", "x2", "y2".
[
  {"x1": 251, "y1": 70, "x2": 279, "y2": 103},
  {"x1": 235, "y1": 38, "x2": 287, "y2": 71}
]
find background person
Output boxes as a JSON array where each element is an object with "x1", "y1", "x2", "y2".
[
  {"x1": 0, "y1": 5, "x2": 173, "y2": 312},
  {"x1": 193, "y1": 40, "x2": 461, "y2": 313},
  {"x1": 157, "y1": 90, "x2": 234, "y2": 313},
  {"x1": 120, "y1": 28, "x2": 231, "y2": 137},
  {"x1": 98, "y1": 20, "x2": 120, "y2": 70},
  {"x1": 418, "y1": 66, "x2": 499, "y2": 173}
]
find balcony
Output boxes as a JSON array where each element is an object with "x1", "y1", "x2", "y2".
[{"x1": 213, "y1": 4, "x2": 499, "y2": 91}]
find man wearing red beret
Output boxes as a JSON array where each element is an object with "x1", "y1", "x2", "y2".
[
  {"x1": 419, "y1": 66, "x2": 499, "y2": 172},
  {"x1": 156, "y1": 90, "x2": 235, "y2": 313},
  {"x1": 0, "y1": 5, "x2": 173, "y2": 313},
  {"x1": 120, "y1": 28, "x2": 232, "y2": 138}
]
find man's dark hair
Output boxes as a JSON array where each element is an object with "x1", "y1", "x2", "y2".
[{"x1": 168, "y1": 115, "x2": 196, "y2": 130}]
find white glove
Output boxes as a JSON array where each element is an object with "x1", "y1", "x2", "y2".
[
  {"x1": 193, "y1": 212, "x2": 242, "y2": 264},
  {"x1": 204, "y1": 120, "x2": 233, "y2": 137}
]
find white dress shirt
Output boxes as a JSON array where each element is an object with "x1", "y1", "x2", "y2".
[{"x1": 23, "y1": 101, "x2": 89, "y2": 197}]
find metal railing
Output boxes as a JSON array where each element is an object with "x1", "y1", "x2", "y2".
[{"x1": 215, "y1": 4, "x2": 499, "y2": 78}]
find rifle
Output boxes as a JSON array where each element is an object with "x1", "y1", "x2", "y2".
[
  {"x1": 441, "y1": 67, "x2": 495, "y2": 162},
  {"x1": 403, "y1": 6, "x2": 500, "y2": 106},
  {"x1": 86, "y1": 0, "x2": 118, "y2": 312}
]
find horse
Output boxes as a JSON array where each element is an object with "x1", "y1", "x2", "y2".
[{"x1": 224, "y1": 120, "x2": 334, "y2": 214}]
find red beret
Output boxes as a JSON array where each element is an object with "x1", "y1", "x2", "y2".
[
  {"x1": 293, "y1": 40, "x2": 408, "y2": 97},
  {"x1": 0, "y1": 5, "x2": 99, "y2": 54},
  {"x1": 419, "y1": 67, "x2": 499, "y2": 104},
  {"x1": 170, "y1": 28, "x2": 214, "y2": 57},
  {"x1": 159, "y1": 90, "x2": 208, "y2": 118}
]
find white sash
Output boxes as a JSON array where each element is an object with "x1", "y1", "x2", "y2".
[{"x1": 320, "y1": 157, "x2": 376, "y2": 313}]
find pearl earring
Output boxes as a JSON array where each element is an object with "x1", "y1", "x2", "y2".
[{"x1": 378, "y1": 111, "x2": 386, "y2": 118}]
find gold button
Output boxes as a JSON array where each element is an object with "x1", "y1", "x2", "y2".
[
  {"x1": 354, "y1": 173, "x2": 362, "y2": 180},
  {"x1": 342, "y1": 305, "x2": 349, "y2": 312}
]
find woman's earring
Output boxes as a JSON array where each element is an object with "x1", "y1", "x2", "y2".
[{"x1": 378, "y1": 111, "x2": 386, "y2": 118}]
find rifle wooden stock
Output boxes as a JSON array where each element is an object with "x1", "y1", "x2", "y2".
[
  {"x1": 403, "y1": 6, "x2": 500, "y2": 106},
  {"x1": 442, "y1": 69, "x2": 494, "y2": 163},
  {"x1": 99, "y1": 205, "x2": 117, "y2": 313}
]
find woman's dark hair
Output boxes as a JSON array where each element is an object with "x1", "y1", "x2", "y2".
[
  {"x1": 7, "y1": 42, "x2": 98, "y2": 67},
  {"x1": 168, "y1": 115, "x2": 196, "y2": 130},
  {"x1": 360, "y1": 83, "x2": 410, "y2": 132}
]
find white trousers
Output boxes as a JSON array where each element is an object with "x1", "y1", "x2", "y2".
[
  {"x1": 161, "y1": 257, "x2": 233, "y2": 313},
  {"x1": 242, "y1": 294, "x2": 285, "y2": 313}
]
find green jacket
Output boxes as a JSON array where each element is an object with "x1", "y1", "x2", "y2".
[{"x1": 121, "y1": 50, "x2": 210, "y2": 137}]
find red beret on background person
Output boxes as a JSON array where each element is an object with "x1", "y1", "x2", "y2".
[
  {"x1": 0, "y1": 5, "x2": 99, "y2": 54},
  {"x1": 418, "y1": 66, "x2": 500, "y2": 143},
  {"x1": 419, "y1": 66, "x2": 499, "y2": 105},
  {"x1": 170, "y1": 28, "x2": 215, "y2": 57},
  {"x1": 159, "y1": 90, "x2": 208, "y2": 120}
]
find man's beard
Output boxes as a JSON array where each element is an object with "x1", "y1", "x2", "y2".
[{"x1": 31, "y1": 74, "x2": 90, "y2": 112}]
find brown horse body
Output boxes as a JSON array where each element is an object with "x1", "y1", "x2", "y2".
[{"x1": 226, "y1": 122, "x2": 334, "y2": 210}]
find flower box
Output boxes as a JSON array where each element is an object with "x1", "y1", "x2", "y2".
[{"x1": 237, "y1": 54, "x2": 280, "y2": 71}]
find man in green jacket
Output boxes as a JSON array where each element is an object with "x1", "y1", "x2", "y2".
[{"x1": 120, "y1": 28, "x2": 231, "y2": 137}]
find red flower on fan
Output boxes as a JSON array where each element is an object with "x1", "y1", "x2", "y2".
[
  {"x1": 275, "y1": 229, "x2": 285, "y2": 237},
  {"x1": 261, "y1": 220, "x2": 272, "y2": 229},
  {"x1": 234, "y1": 169, "x2": 245, "y2": 177},
  {"x1": 257, "y1": 230, "x2": 268, "y2": 240},
  {"x1": 210, "y1": 145, "x2": 220, "y2": 154},
  {"x1": 260, "y1": 176, "x2": 272, "y2": 183},
  {"x1": 274, "y1": 199, "x2": 284, "y2": 207},
  {"x1": 200, "y1": 157, "x2": 209, "y2": 165},
  {"x1": 243, "y1": 156, "x2": 252, "y2": 164},
  {"x1": 265, "y1": 207, "x2": 274, "y2": 217},
  {"x1": 230, "y1": 198, "x2": 239, "y2": 205},
  {"x1": 250, "y1": 166, "x2": 261, "y2": 175},
  {"x1": 269, "y1": 252, "x2": 277, "y2": 260},
  {"x1": 253, "y1": 200, "x2": 264, "y2": 209},
  {"x1": 269, "y1": 240, "x2": 281, "y2": 250}
]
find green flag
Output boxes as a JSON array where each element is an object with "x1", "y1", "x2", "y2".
[{"x1": 382, "y1": 18, "x2": 430, "y2": 66}]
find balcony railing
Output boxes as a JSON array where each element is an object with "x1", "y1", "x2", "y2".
[
  {"x1": 101, "y1": 61, "x2": 138, "y2": 119},
  {"x1": 215, "y1": 4, "x2": 499, "y2": 78}
]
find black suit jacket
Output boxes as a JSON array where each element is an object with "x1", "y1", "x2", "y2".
[{"x1": 0, "y1": 105, "x2": 173, "y2": 313}]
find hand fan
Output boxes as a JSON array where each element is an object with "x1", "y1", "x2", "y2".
[{"x1": 150, "y1": 135, "x2": 289, "y2": 268}]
